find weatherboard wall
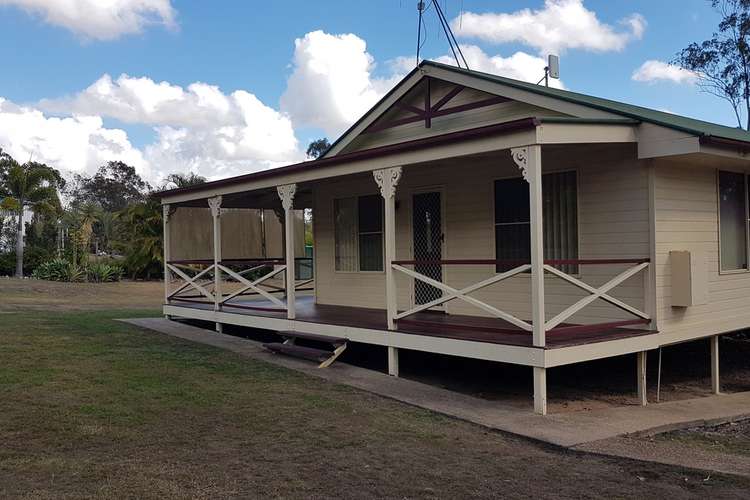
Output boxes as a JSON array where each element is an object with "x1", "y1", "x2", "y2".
[{"x1": 312, "y1": 145, "x2": 649, "y2": 326}]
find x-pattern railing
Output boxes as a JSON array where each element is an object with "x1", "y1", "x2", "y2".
[
  {"x1": 167, "y1": 258, "x2": 314, "y2": 311},
  {"x1": 392, "y1": 260, "x2": 533, "y2": 331},
  {"x1": 391, "y1": 258, "x2": 650, "y2": 334},
  {"x1": 543, "y1": 260, "x2": 650, "y2": 331}
]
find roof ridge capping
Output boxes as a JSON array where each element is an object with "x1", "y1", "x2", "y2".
[{"x1": 420, "y1": 60, "x2": 750, "y2": 144}]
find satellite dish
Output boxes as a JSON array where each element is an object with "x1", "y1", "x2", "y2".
[{"x1": 547, "y1": 55, "x2": 560, "y2": 79}]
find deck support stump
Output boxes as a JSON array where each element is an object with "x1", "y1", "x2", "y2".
[
  {"x1": 374, "y1": 166, "x2": 403, "y2": 377},
  {"x1": 388, "y1": 346, "x2": 399, "y2": 377},
  {"x1": 533, "y1": 367, "x2": 547, "y2": 415},
  {"x1": 711, "y1": 335, "x2": 721, "y2": 395},
  {"x1": 637, "y1": 351, "x2": 648, "y2": 405},
  {"x1": 209, "y1": 196, "x2": 223, "y2": 332},
  {"x1": 278, "y1": 184, "x2": 297, "y2": 320}
]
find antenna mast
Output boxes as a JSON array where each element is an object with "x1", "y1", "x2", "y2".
[
  {"x1": 414, "y1": 0, "x2": 469, "y2": 70},
  {"x1": 415, "y1": 1, "x2": 426, "y2": 66}
]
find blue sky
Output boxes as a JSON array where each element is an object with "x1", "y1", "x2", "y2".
[{"x1": 0, "y1": 0, "x2": 731, "y2": 183}]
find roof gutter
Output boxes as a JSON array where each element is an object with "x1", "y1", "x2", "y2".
[{"x1": 156, "y1": 117, "x2": 540, "y2": 200}]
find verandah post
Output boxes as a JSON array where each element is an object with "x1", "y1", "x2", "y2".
[
  {"x1": 374, "y1": 166, "x2": 402, "y2": 377},
  {"x1": 277, "y1": 184, "x2": 297, "y2": 320},
  {"x1": 208, "y1": 196, "x2": 223, "y2": 332},
  {"x1": 162, "y1": 204, "x2": 171, "y2": 316},
  {"x1": 511, "y1": 144, "x2": 547, "y2": 415}
]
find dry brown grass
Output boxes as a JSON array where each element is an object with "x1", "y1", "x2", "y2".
[{"x1": 1, "y1": 279, "x2": 749, "y2": 498}]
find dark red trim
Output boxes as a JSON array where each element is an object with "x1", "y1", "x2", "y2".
[
  {"x1": 424, "y1": 77, "x2": 432, "y2": 128},
  {"x1": 432, "y1": 96, "x2": 511, "y2": 118},
  {"x1": 396, "y1": 102, "x2": 424, "y2": 116},
  {"x1": 547, "y1": 319, "x2": 651, "y2": 336},
  {"x1": 395, "y1": 318, "x2": 529, "y2": 336},
  {"x1": 365, "y1": 95, "x2": 511, "y2": 134},
  {"x1": 392, "y1": 258, "x2": 649, "y2": 266},
  {"x1": 158, "y1": 117, "x2": 539, "y2": 199},
  {"x1": 431, "y1": 84, "x2": 465, "y2": 112},
  {"x1": 169, "y1": 297, "x2": 212, "y2": 305},
  {"x1": 221, "y1": 303, "x2": 286, "y2": 313}
]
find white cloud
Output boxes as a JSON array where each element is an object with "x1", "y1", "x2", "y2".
[
  {"x1": 0, "y1": 97, "x2": 148, "y2": 179},
  {"x1": 451, "y1": 0, "x2": 645, "y2": 54},
  {"x1": 280, "y1": 30, "x2": 404, "y2": 137},
  {"x1": 0, "y1": 0, "x2": 176, "y2": 40},
  {"x1": 1, "y1": 30, "x2": 578, "y2": 188},
  {"x1": 434, "y1": 45, "x2": 564, "y2": 89},
  {"x1": 632, "y1": 60, "x2": 698, "y2": 85},
  {"x1": 38, "y1": 74, "x2": 302, "y2": 181}
]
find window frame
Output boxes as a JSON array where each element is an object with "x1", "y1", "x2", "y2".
[
  {"x1": 332, "y1": 194, "x2": 385, "y2": 274},
  {"x1": 491, "y1": 168, "x2": 581, "y2": 275},
  {"x1": 717, "y1": 169, "x2": 750, "y2": 275}
]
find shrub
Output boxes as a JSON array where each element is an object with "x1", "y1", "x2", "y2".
[
  {"x1": 32, "y1": 259, "x2": 85, "y2": 282},
  {"x1": 86, "y1": 262, "x2": 123, "y2": 283}
]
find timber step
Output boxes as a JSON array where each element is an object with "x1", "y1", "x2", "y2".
[
  {"x1": 263, "y1": 330, "x2": 348, "y2": 368},
  {"x1": 276, "y1": 330, "x2": 347, "y2": 347},
  {"x1": 263, "y1": 343, "x2": 332, "y2": 363}
]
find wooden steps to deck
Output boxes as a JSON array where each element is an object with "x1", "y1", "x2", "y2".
[{"x1": 263, "y1": 330, "x2": 347, "y2": 368}]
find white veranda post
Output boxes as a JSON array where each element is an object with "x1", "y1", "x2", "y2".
[
  {"x1": 511, "y1": 145, "x2": 547, "y2": 415},
  {"x1": 208, "y1": 196, "x2": 223, "y2": 332},
  {"x1": 374, "y1": 166, "x2": 402, "y2": 377},
  {"x1": 162, "y1": 204, "x2": 171, "y2": 309},
  {"x1": 278, "y1": 184, "x2": 297, "y2": 320}
]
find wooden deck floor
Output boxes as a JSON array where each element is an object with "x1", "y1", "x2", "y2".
[{"x1": 169, "y1": 296, "x2": 656, "y2": 349}]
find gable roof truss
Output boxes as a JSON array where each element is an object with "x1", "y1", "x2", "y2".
[{"x1": 364, "y1": 77, "x2": 511, "y2": 134}]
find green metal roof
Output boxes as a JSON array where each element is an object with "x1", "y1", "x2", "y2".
[{"x1": 422, "y1": 60, "x2": 750, "y2": 144}]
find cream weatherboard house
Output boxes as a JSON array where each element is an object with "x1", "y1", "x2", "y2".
[{"x1": 158, "y1": 61, "x2": 750, "y2": 415}]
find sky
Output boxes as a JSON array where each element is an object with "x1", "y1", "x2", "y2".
[{"x1": 0, "y1": 0, "x2": 731, "y2": 186}]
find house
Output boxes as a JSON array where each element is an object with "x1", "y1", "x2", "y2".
[{"x1": 157, "y1": 60, "x2": 750, "y2": 415}]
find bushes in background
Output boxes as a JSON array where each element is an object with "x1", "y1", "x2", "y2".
[{"x1": 31, "y1": 258, "x2": 123, "y2": 283}]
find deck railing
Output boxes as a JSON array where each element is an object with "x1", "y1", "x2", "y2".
[
  {"x1": 391, "y1": 258, "x2": 651, "y2": 336},
  {"x1": 166, "y1": 257, "x2": 314, "y2": 313}
]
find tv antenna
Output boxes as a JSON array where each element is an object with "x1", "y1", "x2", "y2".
[
  {"x1": 537, "y1": 54, "x2": 560, "y2": 86},
  {"x1": 415, "y1": 1, "x2": 469, "y2": 70}
]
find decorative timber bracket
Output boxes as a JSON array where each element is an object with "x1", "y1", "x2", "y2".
[
  {"x1": 373, "y1": 167, "x2": 402, "y2": 199},
  {"x1": 277, "y1": 183, "x2": 297, "y2": 211},
  {"x1": 510, "y1": 146, "x2": 533, "y2": 184},
  {"x1": 208, "y1": 196, "x2": 223, "y2": 217}
]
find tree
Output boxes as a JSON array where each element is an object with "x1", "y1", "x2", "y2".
[
  {"x1": 0, "y1": 154, "x2": 64, "y2": 277},
  {"x1": 675, "y1": 0, "x2": 750, "y2": 129},
  {"x1": 163, "y1": 172, "x2": 207, "y2": 189},
  {"x1": 118, "y1": 199, "x2": 164, "y2": 279},
  {"x1": 70, "y1": 161, "x2": 149, "y2": 212},
  {"x1": 306, "y1": 138, "x2": 331, "y2": 159}
]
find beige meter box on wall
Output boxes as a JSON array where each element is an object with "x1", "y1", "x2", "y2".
[{"x1": 670, "y1": 250, "x2": 708, "y2": 307}]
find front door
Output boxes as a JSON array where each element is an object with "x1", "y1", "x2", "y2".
[{"x1": 412, "y1": 191, "x2": 443, "y2": 306}]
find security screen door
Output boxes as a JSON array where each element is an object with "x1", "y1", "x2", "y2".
[{"x1": 412, "y1": 191, "x2": 443, "y2": 306}]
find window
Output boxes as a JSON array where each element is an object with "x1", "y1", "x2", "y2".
[
  {"x1": 334, "y1": 198, "x2": 357, "y2": 271},
  {"x1": 718, "y1": 170, "x2": 749, "y2": 272},
  {"x1": 334, "y1": 195, "x2": 384, "y2": 271},
  {"x1": 494, "y1": 171, "x2": 578, "y2": 273}
]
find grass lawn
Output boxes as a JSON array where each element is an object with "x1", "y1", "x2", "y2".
[{"x1": 1, "y1": 279, "x2": 749, "y2": 498}]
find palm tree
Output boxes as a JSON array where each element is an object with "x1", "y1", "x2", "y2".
[
  {"x1": 164, "y1": 172, "x2": 207, "y2": 189},
  {"x1": 117, "y1": 199, "x2": 164, "y2": 279},
  {"x1": 0, "y1": 155, "x2": 63, "y2": 277}
]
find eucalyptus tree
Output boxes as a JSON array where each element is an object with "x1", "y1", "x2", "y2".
[{"x1": 675, "y1": 0, "x2": 750, "y2": 129}]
